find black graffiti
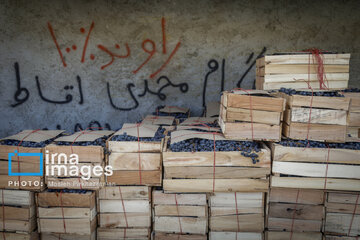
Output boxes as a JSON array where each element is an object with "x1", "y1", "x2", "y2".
[
  {"x1": 202, "y1": 59, "x2": 225, "y2": 108},
  {"x1": 77, "y1": 76, "x2": 84, "y2": 104},
  {"x1": 11, "y1": 62, "x2": 30, "y2": 107},
  {"x1": 236, "y1": 47, "x2": 267, "y2": 88},
  {"x1": 107, "y1": 82, "x2": 139, "y2": 111}
]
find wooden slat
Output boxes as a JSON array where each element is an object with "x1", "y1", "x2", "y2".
[
  {"x1": 154, "y1": 216, "x2": 207, "y2": 234},
  {"x1": 36, "y1": 191, "x2": 95, "y2": 208},
  {"x1": 269, "y1": 188, "x2": 324, "y2": 205},
  {"x1": 40, "y1": 232, "x2": 95, "y2": 240},
  {"x1": 282, "y1": 93, "x2": 350, "y2": 110},
  {"x1": 0, "y1": 232, "x2": 39, "y2": 240},
  {"x1": 268, "y1": 202, "x2": 323, "y2": 220},
  {"x1": 262, "y1": 64, "x2": 349, "y2": 74},
  {"x1": 46, "y1": 144, "x2": 103, "y2": 163},
  {"x1": 265, "y1": 231, "x2": 322, "y2": 240},
  {"x1": 99, "y1": 199, "x2": 150, "y2": 213},
  {"x1": 163, "y1": 179, "x2": 269, "y2": 193},
  {"x1": 97, "y1": 227, "x2": 149, "y2": 240},
  {"x1": 271, "y1": 176, "x2": 360, "y2": 191},
  {"x1": 38, "y1": 218, "x2": 95, "y2": 234},
  {"x1": 99, "y1": 186, "x2": 150, "y2": 200},
  {"x1": 210, "y1": 206, "x2": 263, "y2": 216},
  {"x1": 223, "y1": 106, "x2": 281, "y2": 125},
  {"x1": 210, "y1": 192, "x2": 264, "y2": 207},
  {"x1": 261, "y1": 54, "x2": 350, "y2": 65},
  {"x1": 153, "y1": 191, "x2": 207, "y2": 205},
  {"x1": 262, "y1": 73, "x2": 349, "y2": 82},
  {"x1": 328, "y1": 192, "x2": 360, "y2": 204},
  {"x1": 326, "y1": 203, "x2": 360, "y2": 214},
  {"x1": 325, "y1": 213, "x2": 360, "y2": 236},
  {"x1": 107, "y1": 170, "x2": 161, "y2": 186},
  {"x1": 99, "y1": 212, "x2": 150, "y2": 228},
  {"x1": 0, "y1": 205, "x2": 34, "y2": 220},
  {"x1": 165, "y1": 166, "x2": 269, "y2": 179},
  {"x1": 267, "y1": 217, "x2": 322, "y2": 232},
  {"x1": 349, "y1": 112, "x2": 360, "y2": 126},
  {"x1": 210, "y1": 214, "x2": 264, "y2": 232},
  {"x1": 107, "y1": 140, "x2": 162, "y2": 153},
  {"x1": 155, "y1": 233, "x2": 207, "y2": 240},
  {"x1": 155, "y1": 205, "x2": 207, "y2": 217},
  {"x1": 261, "y1": 80, "x2": 348, "y2": 90},
  {"x1": 290, "y1": 107, "x2": 347, "y2": 125},
  {"x1": 0, "y1": 145, "x2": 42, "y2": 162},
  {"x1": 0, "y1": 216, "x2": 36, "y2": 233},
  {"x1": 210, "y1": 232, "x2": 263, "y2": 240},
  {"x1": 108, "y1": 152, "x2": 161, "y2": 170},
  {"x1": 273, "y1": 161, "x2": 360, "y2": 179},
  {"x1": 0, "y1": 189, "x2": 33, "y2": 206}
]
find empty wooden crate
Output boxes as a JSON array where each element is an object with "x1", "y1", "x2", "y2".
[
  {"x1": 266, "y1": 188, "x2": 324, "y2": 240},
  {"x1": 97, "y1": 186, "x2": 151, "y2": 240},
  {"x1": 209, "y1": 192, "x2": 265, "y2": 240},
  {"x1": 219, "y1": 90, "x2": 285, "y2": 141},
  {"x1": 153, "y1": 191, "x2": 208, "y2": 237},
  {"x1": 36, "y1": 190, "x2": 97, "y2": 239},
  {"x1": 256, "y1": 53, "x2": 350, "y2": 90}
]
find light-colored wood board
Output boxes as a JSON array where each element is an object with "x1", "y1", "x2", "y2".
[
  {"x1": 210, "y1": 231, "x2": 263, "y2": 240},
  {"x1": 98, "y1": 186, "x2": 150, "y2": 200},
  {"x1": 107, "y1": 140, "x2": 163, "y2": 153},
  {"x1": 46, "y1": 144, "x2": 103, "y2": 163},
  {"x1": 269, "y1": 188, "x2": 324, "y2": 205},
  {"x1": 349, "y1": 112, "x2": 360, "y2": 126},
  {"x1": 154, "y1": 233, "x2": 207, "y2": 240},
  {"x1": 38, "y1": 207, "x2": 96, "y2": 219},
  {"x1": 209, "y1": 192, "x2": 264, "y2": 208},
  {"x1": 107, "y1": 170, "x2": 161, "y2": 186},
  {"x1": 271, "y1": 176, "x2": 360, "y2": 192},
  {"x1": 261, "y1": 64, "x2": 349, "y2": 74},
  {"x1": 0, "y1": 205, "x2": 34, "y2": 220},
  {"x1": 267, "y1": 217, "x2": 322, "y2": 232},
  {"x1": 326, "y1": 202, "x2": 360, "y2": 214},
  {"x1": 0, "y1": 189, "x2": 33, "y2": 206},
  {"x1": 289, "y1": 107, "x2": 347, "y2": 125},
  {"x1": 210, "y1": 206, "x2": 263, "y2": 216},
  {"x1": 164, "y1": 179, "x2": 269, "y2": 193},
  {"x1": 325, "y1": 213, "x2": 360, "y2": 236},
  {"x1": 210, "y1": 214, "x2": 264, "y2": 232},
  {"x1": 38, "y1": 218, "x2": 96, "y2": 234},
  {"x1": 97, "y1": 227, "x2": 149, "y2": 240},
  {"x1": 0, "y1": 145, "x2": 42, "y2": 162},
  {"x1": 223, "y1": 106, "x2": 281, "y2": 125},
  {"x1": 155, "y1": 205, "x2": 207, "y2": 217},
  {"x1": 99, "y1": 212, "x2": 151, "y2": 228},
  {"x1": 165, "y1": 166, "x2": 269, "y2": 179},
  {"x1": 260, "y1": 80, "x2": 348, "y2": 90},
  {"x1": 272, "y1": 161, "x2": 360, "y2": 179},
  {"x1": 328, "y1": 192, "x2": 360, "y2": 204},
  {"x1": 0, "y1": 216, "x2": 36, "y2": 233},
  {"x1": 265, "y1": 231, "x2": 322, "y2": 240},
  {"x1": 154, "y1": 216, "x2": 207, "y2": 235},
  {"x1": 99, "y1": 199, "x2": 150, "y2": 213},
  {"x1": 262, "y1": 73, "x2": 349, "y2": 82},
  {"x1": 40, "y1": 232, "x2": 96, "y2": 240},
  {"x1": 259, "y1": 54, "x2": 350, "y2": 66},
  {"x1": 0, "y1": 232, "x2": 39, "y2": 240},
  {"x1": 108, "y1": 152, "x2": 161, "y2": 170},
  {"x1": 153, "y1": 191, "x2": 207, "y2": 205},
  {"x1": 36, "y1": 191, "x2": 95, "y2": 208}
]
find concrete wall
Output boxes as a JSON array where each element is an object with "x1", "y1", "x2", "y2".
[{"x1": 1, "y1": 0, "x2": 359, "y2": 137}]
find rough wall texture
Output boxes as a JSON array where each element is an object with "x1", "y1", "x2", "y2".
[{"x1": 0, "y1": 0, "x2": 359, "y2": 137}]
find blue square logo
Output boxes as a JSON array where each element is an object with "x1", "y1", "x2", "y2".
[{"x1": 8, "y1": 150, "x2": 43, "y2": 176}]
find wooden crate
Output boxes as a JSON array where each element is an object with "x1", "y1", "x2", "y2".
[
  {"x1": 0, "y1": 130, "x2": 64, "y2": 191},
  {"x1": 154, "y1": 232, "x2": 207, "y2": 240},
  {"x1": 267, "y1": 188, "x2": 324, "y2": 236},
  {"x1": 153, "y1": 191, "x2": 208, "y2": 236},
  {"x1": 45, "y1": 130, "x2": 113, "y2": 190},
  {"x1": 209, "y1": 192, "x2": 265, "y2": 239},
  {"x1": 163, "y1": 133, "x2": 270, "y2": 193},
  {"x1": 219, "y1": 91, "x2": 285, "y2": 141},
  {"x1": 97, "y1": 186, "x2": 151, "y2": 239},
  {"x1": 36, "y1": 190, "x2": 96, "y2": 236},
  {"x1": 279, "y1": 91, "x2": 350, "y2": 142},
  {"x1": 344, "y1": 92, "x2": 360, "y2": 142},
  {"x1": 325, "y1": 192, "x2": 360, "y2": 237},
  {"x1": 270, "y1": 143, "x2": 360, "y2": 192},
  {"x1": 265, "y1": 231, "x2": 322, "y2": 240},
  {"x1": 0, "y1": 189, "x2": 36, "y2": 234},
  {"x1": 106, "y1": 124, "x2": 164, "y2": 186},
  {"x1": 255, "y1": 53, "x2": 350, "y2": 90}
]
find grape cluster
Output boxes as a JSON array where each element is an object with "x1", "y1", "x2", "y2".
[
  {"x1": 47, "y1": 189, "x2": 89, "y2": 194},
  {"x1": 170, "y1": 139, "x2": 261, "y2": 164},
  {"x1": 279, "y1": 88, "x2": 344, "y2": 97},
  {"x1": 0, "y1": 139, "x2": 54, "y2": 148},
  {"x1": 343, "y1": 88, "x2": 360, "y2": 92},
  {"x1": 278, "y1": 139, "x2": 360, "y2": 150},
  {"x1": 112, "y1": 127, "x2": 166, "y2": 142},
  {"x1": 153, "y1": 105, "x2": 189, "y2": 119},
  {"x1": 56, "y1": 136, "x2": 108, "y2": 147}
]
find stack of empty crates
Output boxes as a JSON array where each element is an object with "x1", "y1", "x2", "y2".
[{"x1": 0, "y1": 130, "x2": 63, "y2": 239}]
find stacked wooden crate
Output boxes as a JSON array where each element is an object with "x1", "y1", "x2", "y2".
[
  {"x1": 219, "y1": 90, "x2": 285, "y2": 141},
  {"x1": 255, "y1": 53, "x2": 350, "y2": 90},
  {"x1": 266, "y1": 188, "x2": 324, "y2": 240},
  {"x1": 163, "y1": 130, "x2": 270, "y2": 193},
  {"x1": 36, "y1": 190, "x2": 96, "y2": 239},
  {"x1": 45, "y1": 130, "x2": 113, "y2": 190},
  {"x1": 97, "y1": 186, "x2": 151, "y2": 240},
  {"x1": 0, "y1": 130, "x2": 63, "y2": 191},
  {"x1": 209, "y1": 192, "x2": 265, "y2": 240},
  {"x1": 325, "y1": 191, "x2": 360, "y2": 238},
  {"x1": 106, "y1": 124, "x2": 164, "y2": 186},
  {"x1": 0, "y1": 189, "x2": 38, "y2": 239},
  {"x1": 278, "y1": 90, "x2": 350, "y2": 142},
  {"x1": 270, "y1": 141, "x2": 360, "y2": 192},
  {"x1": 152, "y1": 190, "x2": 207, "y2": 240},
  {"x1": 343, "y1": 91, "x2": 360, "y2": 141}
]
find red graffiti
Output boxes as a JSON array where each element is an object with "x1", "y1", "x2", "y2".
[
  {"x1": 81, "y1": 21, "x2": 95, "y2": 63},
  {"x1": 97, "y1": 43, "x2": 131, "y2": 70},
  {"x1": 132, "y1": 39, "x2": 156, "y2": 74},
  {"x1": 150, "y1": 41, "x2": 181, "y2": 79},
  {"x1": 47, "y1": 22, "x2": 67, "y2": 67}
]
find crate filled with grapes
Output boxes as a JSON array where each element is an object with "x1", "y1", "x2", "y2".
[
  {"x1": 270, "y1": 140, "x2": 360, "y2": 192},
  {"x1": 278, "y1": 88, "x2": 350, "y2": 142},
  {"x1": 0, "y1": 130, "x2": 64, "y2": 191},
  {"x1": 106, "y1": 123, "x2": 166, "y2": 186},
  {"x1": 219, "y1": 90, "x2": 285, "y2": 141},
  {"x1": 163, "y1": 130, "x2": 270, "y2": 193},
  {"x1": 45, "y1": 130, "x2": 114, "y2": 190}
]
